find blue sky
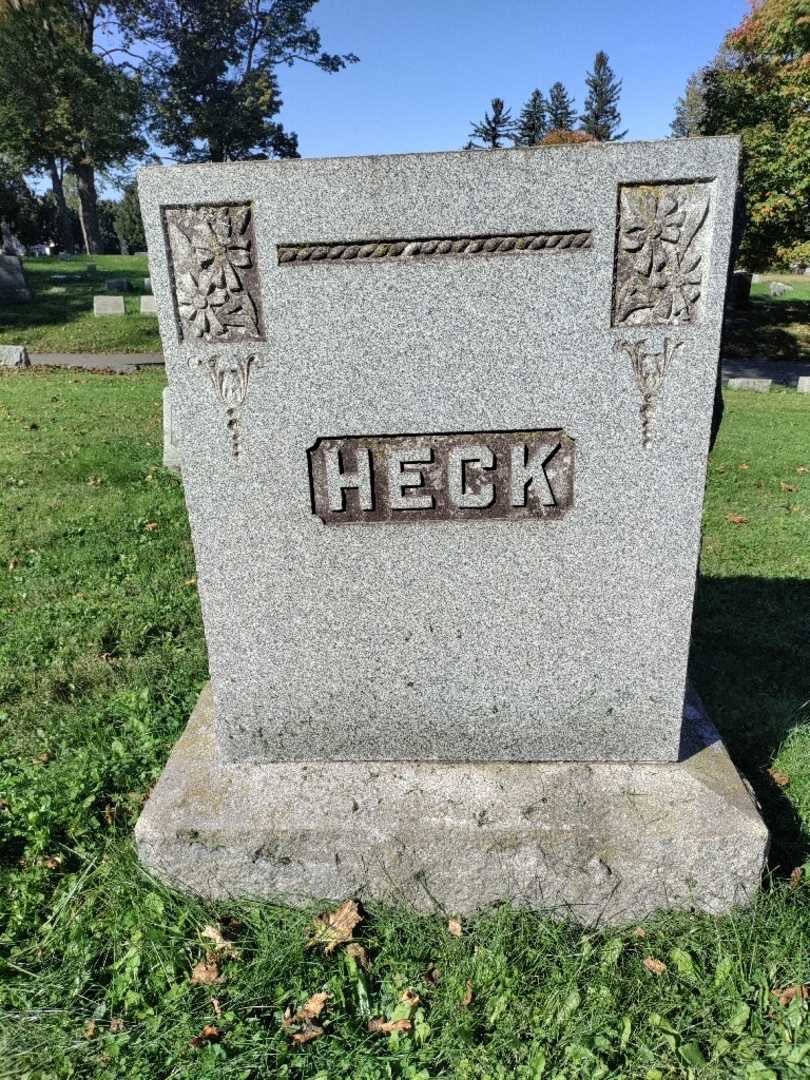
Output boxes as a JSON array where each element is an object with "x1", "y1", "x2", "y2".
[{"x1": 273, "y1": 0, "x2": 748, "y2": 157}]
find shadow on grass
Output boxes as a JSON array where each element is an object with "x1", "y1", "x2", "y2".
[
  {"x1": 689, "y1": 575, "x2": 810, "y2": 873},
  {"x1": 723, "y1": 295, "x2": 810, "y2": 360}
]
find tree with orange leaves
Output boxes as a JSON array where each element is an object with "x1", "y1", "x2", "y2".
[{"x1": 698, "y1": 0, "x2": 809, "y2": 269}]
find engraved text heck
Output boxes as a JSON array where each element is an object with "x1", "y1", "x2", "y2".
[{"x1": 308, "y1": 430, "x2": 574, "y2": 526}]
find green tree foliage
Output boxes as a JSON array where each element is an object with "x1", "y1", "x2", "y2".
[
  {"x1": 580, "y1": 51, "x2": 626, "y2": 140},
  {"x1": 468, "y1": 97, "x2": 516, "y2": 149},
  {"x1": 699, "y1": 0, "x2": 810, "y2": 269},
  {"x1": 0, "y1": 160, "x2": 39, "y2": 248},
  {"x1": 122, "y1": 0, "x2": 358, "y2": 162},
  {"x1": 545, "y1": 82, "x2": 576, "y2": 132},
  {"x1": 113, "y1": 183, "x2": 146, "y2": 254},
  {"x1": 0, "y1": 1, "x2": 145, "y2": 253},
  {"x1": 670, "y1": 72, "x2": 706, "y2": 138},
  {"x1": 514, "y1": 89, "x2": 548, "y2": 146}
]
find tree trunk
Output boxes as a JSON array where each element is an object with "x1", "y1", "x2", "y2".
[
  {"x1": 73, "y1": 160, "x2": 102, "y2": 254},
  {"x1": 47, "y1": 157, "x2": 73, "y2": 253}
]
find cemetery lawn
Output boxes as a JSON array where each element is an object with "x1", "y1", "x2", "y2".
[
  {"x1": 2, "y1": 371, "x2": 810, "y2": 1080},
  {"x1": 724, "y1": 273, "x2": 810, "y2": 361},
  {"x1": 0, "y1": 255, "x2": 161, "y2": 354}
]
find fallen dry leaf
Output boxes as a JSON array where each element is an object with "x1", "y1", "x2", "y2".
[
  {"x1": 291, "y1": 1024, "x2": 324, "y2": 1044},
  {"x1": 283, "y1": 992, "x2": 330, "y2": 1028},
  {"x1": 346, "y1": 942, "x2": 371, "y2": 969},
  {"x1": 447, "y1": 917, "x2": 463, "y2": 937},
  {"x1": 190, "y1": 1024, "x2": 222, "y2": 1048},
  {"x1": 109, "y1": 1017, "x2": 124, "y2": 1033},
  {"x1": 283, "y1": 992, "x2": 330, "y2": 1044},
  {"x1": 7, "y1": 558, "x2": 19, "y2": 571},
  {"x1": 780, "y1": 481, "x2": 799, "y2": 493},
  {"x1": 633, "y1": 926, "x2": 647, "y2": 940},
  {"x1": 726, "y1": 513, "x2": 748, "y2": 526},
  {"x1": 768, "y1": 768, "x2": 790, "y2": 788},
  {"x1": 144, "y1": 521, "x2": 158, "y2": 531},
  {"x1": 190, "y1": 954, "x2": 222, "y2": 985},
  {"x1": 83, "y1": 1019, "x2": 97, "y2": 1039},
  {"x1": 39, "y1": 854, "x2": 63, "y2": 870},
  {"x1": 86, "y1": 475, "x2": 102, "y2": 487},
  {"x1": 308, "y1": 899, "x2": 363, "y2": 954},
  {"x1": 789, "y1": 867, "x2": 803, "y2": 890},
  {"x1": 368, "y1": 1018, "x2": 412, "y2": 1035},
  {"x1": 184, "y1": 577, "x2": 197, "y2": 587},
  {"x1": 462, "y1": 979, "x2": 474, "y2": 1007},
  {"x1": 797, "y1": 466, "x2": 809, "y2": 475},
  {"x1": 202, "y1": 924, "x2": 239, "y2": 957},
  {"x1": 424, "y1": 966, "x2": 442, "y2": 985},
  {"x1": 400, "y1": 988, "x2": 420, "y2": 1008},
  {"x1": 772, "y1": 985, "x2": 808, "y2": 1007},
  {"x1": 738, "y1": 463, "x2": 750, "y2": 470},
  {"x1": 211, "y1": 997, "x2": 222, "y2": 1017},
  {"x1": 643, "y1": 956, "x2": 667, "y2": 975}
]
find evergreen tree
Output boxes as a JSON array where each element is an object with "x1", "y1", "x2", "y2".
[
  {"x1": 468, "y1": 98, "x2": 515, "y2": 148},
  {"x1": 580, "y1": 51, "x2": 626, "y2": 140},
  {"x1": 113, "y1": 183, "x2": 146, "y2": 253},
  {"x1": 546, "y1": 82, "x2": 576, "y2": 132},
  {"x1": 670, "y1": 72, "x2": 706, "y2": 137},
  {"x1": 514, "y1": 89, "x2": 547, "y2": 146}
]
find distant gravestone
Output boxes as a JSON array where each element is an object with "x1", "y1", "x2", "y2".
[
  {"x1": 727, "y1": 377, "x2": 772, "y2": 392},
  {"x1": 797, "y1": 376, "x2": 810, "y2": 394},
  {"x1": 162, "y1": 387, "x2": 182, "y2": 472},
  {"x1": 136, "y1": 137, "x2": 768, "y2": 924},
  {"x1": 0, "y1": 254, "x2": 32, "y2": 302},
  {"x1": 139, "y1": 294, "x2": 157, "y2": 315},
  {"x1": 0, "y1": 344, "x2": 30, "y2": 367},
  {"x1": 105, "y1": 278, "x2": 130, "y2": 292},
  {"x1": 769, "y1": 281, "x2": 793, "y2": 297},
  {"x1": 85, "y1": 263, "x2": 96, "y2": 274},
  {"x1": 93, "y1": 295, "x2": 125, "y2": 316},
  {"x1": 58, "y1": 252, "x2": 75, "y2": 261},
  {"x1": 143, "y1": 276, "x2": 153, "y2": 293}
]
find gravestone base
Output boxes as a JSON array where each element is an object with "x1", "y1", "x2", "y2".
[{"x1": 136, "y1": 684, "x2": 768, "y2": 926}]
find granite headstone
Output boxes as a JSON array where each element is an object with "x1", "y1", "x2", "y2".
[
  {"x1": 93, "y1": 295, "x2": 125, "y2": 316},
  {"x1": 0, "y1": 344, "x2": 30, "y2": 367},
  {"x1": 0, "y1": 254, "x2": 31, "y2": 302},
  {"x1": 135, "y1": 138, "x2": 768, "y2": 922},
  {"x1": 140, "y1": 294, "x2": 158, "y2": 315},
  {"x1": 162, "y1": 387, "x2": 182, "y2": 472}
]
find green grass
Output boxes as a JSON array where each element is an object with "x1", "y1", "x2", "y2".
[
  {"x1": 1, "y1": 371, "x2": 809, "y2": 1079},
  {"x1": 724, "y1": 273, "x2": 810, "y2": 361},
  {"x1": 0, "y1": 255, "x2": 161, "y2": 354}
]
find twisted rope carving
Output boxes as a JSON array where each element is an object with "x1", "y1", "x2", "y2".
[{"x1": 277, "y1": 230, "x2": 591, "y2": 265}]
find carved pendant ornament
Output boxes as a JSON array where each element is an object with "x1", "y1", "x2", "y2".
[
  {"x1": 616, "y1": 338, "x2": 682, "y2": 449},
  {"x1": 191, "y1": 353, "x2": 260, "y2": 459},
  {"x1": 613, "y1": 183, "x2": 710, "y2": 327},
  {"x1": 164, "y1": 203, "x2": 265, "y2": 343}
]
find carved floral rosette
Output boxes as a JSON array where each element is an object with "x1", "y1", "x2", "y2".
[
  {"x1": 164, "y1": 203, "x2": 265, "y2": 343},
  {"x1": 613, "y1": 183, "x2": 710, "y2": 327}
]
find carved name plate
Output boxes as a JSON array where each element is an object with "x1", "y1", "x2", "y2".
[{"x1": 308, "y1": 430, "x2": 574, "y2": 526}]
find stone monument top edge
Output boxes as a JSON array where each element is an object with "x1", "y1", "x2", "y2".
[{"x1": 137, "y1": 134, "x2": 741, "y2": 184}]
